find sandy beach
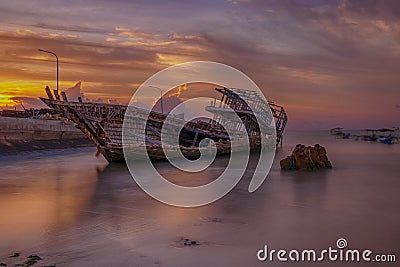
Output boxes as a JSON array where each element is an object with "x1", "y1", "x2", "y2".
[{"x1": 0, "y1": 131, "x2": 398, "y2": 266}]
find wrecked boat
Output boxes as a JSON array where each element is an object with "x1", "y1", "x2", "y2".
[{"x1": 40, "y1": 86, "x2": 287, "y2": 162}]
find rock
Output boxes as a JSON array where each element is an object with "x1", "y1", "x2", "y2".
[
  {"x1": 23, "y1": 258, "x2": 37, "y2": 266},
  {"x1": 9, "y1": 252, "x2": 20, "y2": 258},
  {"x1": 202, "y1": 217, "x2": 223, "y2": 223},
  {"x1": 181, "y1": 237, "x2": 199, "y2": 247},
  {"x1": 27, "y1": 255, "x2": 42, "y2": 261},
  {"x1": 280, "y1": 155, "x2": 295, "y2": 170},
  {"x1": 280, "y1": 144, "x2": 332, "y2": 171}
]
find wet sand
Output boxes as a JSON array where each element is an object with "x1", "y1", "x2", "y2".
[{"x1": 0, "y1": 131, "x2": 399, "y2": 266}]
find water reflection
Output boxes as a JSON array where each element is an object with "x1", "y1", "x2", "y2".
[
  {"x1": 0, "y1": 149, "x2": 106, "y2": 252},
  {"x1": 0, "y1": 133, "x2": 399, "y2": 267}
]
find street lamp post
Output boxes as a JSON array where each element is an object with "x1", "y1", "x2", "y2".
[
  {"x1": 149, "y1": 85, "x2": 164, "y2": 114},
  {"x1": 38, "y1": 49, "x2": 59, "y2": 91}
]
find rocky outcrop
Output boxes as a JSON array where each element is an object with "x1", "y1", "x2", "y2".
[{"x1": 280, "y1": 144, "x2": 332, "y2": 171}]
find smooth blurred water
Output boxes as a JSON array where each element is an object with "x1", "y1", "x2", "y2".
[{"x1": 0, "y1": 131, "x2": 399, "y2": 266}]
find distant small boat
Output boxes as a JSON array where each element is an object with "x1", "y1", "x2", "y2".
[
  {"x1": 341, "y1": 132, "x2": 351, "y2": 139},
  {"x1": 378, "y1": 136, "x2": 398, "y2": 144},
  {"x1": 377, "y1": 128, "x2": 399, "y2": 144},
  {"x1": 330, "y1": 127, "x2": 344, "y2": 135},
  {"x1": 362, "y1": 135, "x2": 377, "y2": 141},
  {"x1": 361, "y1": 129, "x2": 378, "y2": 141}
]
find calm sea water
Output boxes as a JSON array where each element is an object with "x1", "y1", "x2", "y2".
[{"x1": 0, "y1": 131, "x2": 399, "y2": 266}]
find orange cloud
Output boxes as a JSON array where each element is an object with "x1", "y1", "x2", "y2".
[{"x1": 115, "y1": 26, "x2": 156, "y2": 39}]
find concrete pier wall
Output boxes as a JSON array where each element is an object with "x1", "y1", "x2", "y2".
[
  {"x1": 0, "y1": 117, "x2": 91, "y2": 153},
  {"x1": 0, "y1": 117, "x2": 86, "y2": 141}
]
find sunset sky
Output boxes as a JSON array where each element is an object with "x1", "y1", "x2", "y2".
[{"x1": 0, "y1": 0, "x2": 399, "y2": 129}]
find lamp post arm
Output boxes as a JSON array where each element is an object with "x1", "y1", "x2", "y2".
[
  {"x1": 149, "y1": 86, "x2": 164, "y2": 114},
  {"x1": 38, "y1": 49, "x2": 59, "y2": 91}
]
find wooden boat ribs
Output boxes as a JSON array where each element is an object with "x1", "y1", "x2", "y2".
[{"x1": 40, "y1": 87, "x2": 287, "y2": 162}]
